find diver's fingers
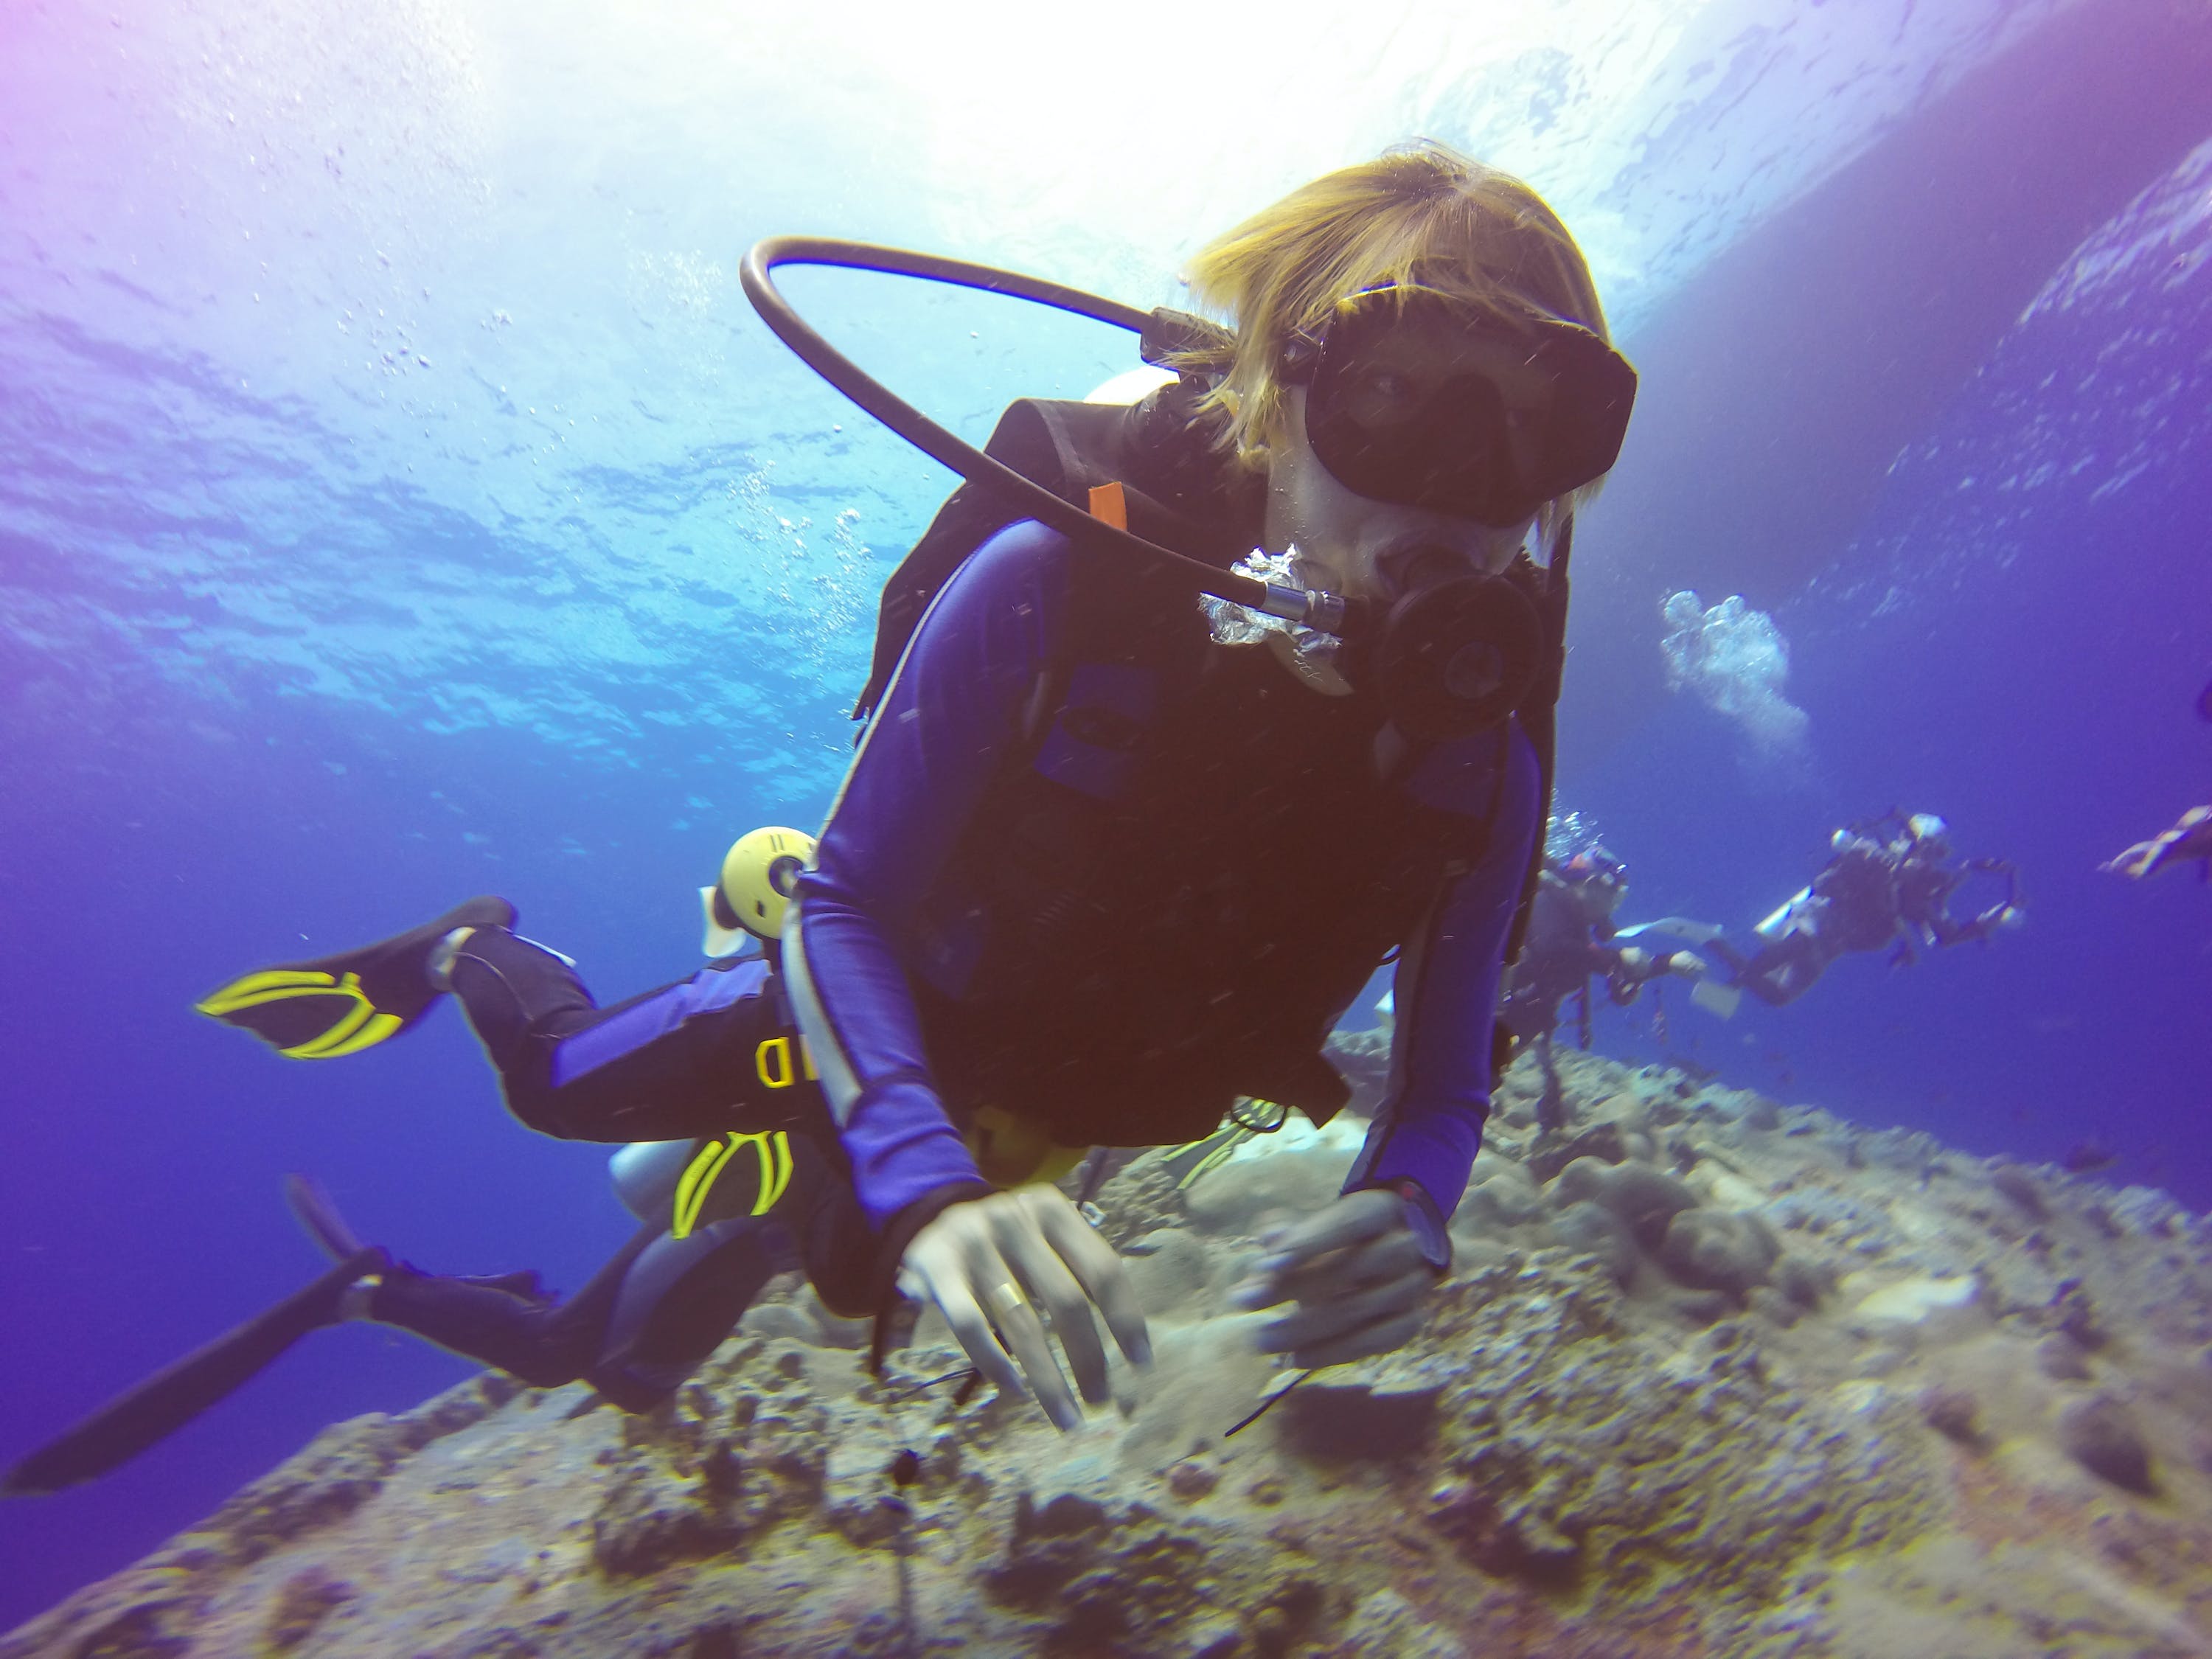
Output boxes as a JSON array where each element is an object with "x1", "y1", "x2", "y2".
[
  {"x1": 1259, "y1": 1187, "x2": 1406, "y2": 1269},
  {"x1": 902, "y1": 1225, "x2": 1031, "y2": 1409},
  {"x1": 984, "y1": 1287, "x2": 1079, "y2": 1432},
  {"x1": 924, "y1": 1275, "x2": 1030, "y2": 1411},
  {"x1": 1255, "y1": 1267, "x2": 1434, "y2": 1360},
  {"x1": 1024, "y1": 1188, "x2": 1152, "y2": 1371},
  {"x1": 1237, "y1": 1225, "x2": 1423, "y2": 1314},
  {"x1": 989, "y1": 1197, "x2": 1110, "y2": 1410}
]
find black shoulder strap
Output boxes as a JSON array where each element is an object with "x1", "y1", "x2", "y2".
[
  {"x1": 852, "y1": 400, "x2": 1079, "y2": 723},
  {"x1": 1487, "y1": 521, "x2": 1571, "y2": 1088},
  {"x1": 1502, "y1": 520, "x2": 1573, "y2": 971},
  {"x1": 852, "y1": 387, "x2": 1252, "y2": 723}
]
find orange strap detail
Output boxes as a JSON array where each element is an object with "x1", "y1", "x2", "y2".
[{"x1": 1087, "y1": 481, "x2": 1128, "y2": 530}]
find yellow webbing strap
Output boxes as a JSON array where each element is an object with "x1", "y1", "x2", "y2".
[{"x1": 671, "y1": 1131, "x2": 795, "y2": 1239}]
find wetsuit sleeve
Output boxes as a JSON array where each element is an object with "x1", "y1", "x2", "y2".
[
  {"x1": 1343, "y1": 720, "x2": 1543, "y2": 1229},
  {"x1": 785, "y1": 521, "x2": 1072, "y2": 1240}
]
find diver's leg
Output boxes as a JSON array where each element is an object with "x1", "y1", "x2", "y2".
[
  {"x1": 527, "y1": 1127, "x2": 857, "y2": 1409},
  {"x1": 1534, "y1": 1030, "x2": 1569, "y2": 1134},
  {"x1": 344, "y1": 1130, "x2": 849, "y2": 1406},
  {"x1": 361, "y1": 1223, "x2": 664, "y2": 1389},
  {"x1": 586, "y1": 1220, "x2": 801, "y2": 1410},
  {"x1": 1732, "y1": 938, "x2": 1811, "y2": 1006},
  {"x1": 445, "y1": 930, "x2": 804, "y2": 1142},
  {"x1": 639, "y1": 1118, "x2": 877, "y2": 1321},
  {"x1": 1767, "y1": 934, "x2": 1832, "y2": 1004}
]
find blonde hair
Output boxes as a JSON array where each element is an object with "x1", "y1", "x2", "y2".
[{"x1": 1178, "y1": 141, "x2": 1613, "y2": 532}]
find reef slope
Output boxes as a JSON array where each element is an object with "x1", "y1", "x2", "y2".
[{"x1": 10, "y1": 1048, "x2": 2212, "y2": 1658}]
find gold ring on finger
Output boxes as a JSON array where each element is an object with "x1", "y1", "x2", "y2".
[{"x1": 987, "y1": 1281, "x2": 1030, "y2": 1318}]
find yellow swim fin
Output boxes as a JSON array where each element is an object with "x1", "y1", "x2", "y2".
[
  {"x1": 1163, "y1": 1121, "x2": 1255, "y2": 1190},
  {"x1": 197, "y1": 897, "x2": 515, "y2": 1060}
]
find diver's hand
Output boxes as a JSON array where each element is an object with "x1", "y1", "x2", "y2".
[
  {"x1": 900, "y1": 1185, "x2": 1151, "y2": 1431},
  {"x1": 1669, "y1": 951, "x2": 1712, "y2": 981},
  {"x1": 1231, "y1": 1188, "x2": 1439, "y2": 1368}
]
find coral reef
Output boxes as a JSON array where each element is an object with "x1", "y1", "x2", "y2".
[{"x1": 10, "y1": 1045, "x2": 2212, "y2": 1658}]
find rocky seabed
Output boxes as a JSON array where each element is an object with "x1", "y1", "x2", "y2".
[{"x1": 10, "y1": 1045, "x2": 2212, "y2": 1658}]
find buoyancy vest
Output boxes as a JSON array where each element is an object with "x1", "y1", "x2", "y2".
[
  {"x1": 858, "y1": 378, "x2": 1565, "y2": 1123},
  {"x1": 853, "y1": 378, "x2": 1262, "y2": 726},
  {"x1": 909, "y1": 584, "x2": 1510, "y2": 1149}
]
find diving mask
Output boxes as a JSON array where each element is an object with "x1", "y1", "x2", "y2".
[{"x1": 1283, "y1": 285, "x2": 1637, "y2": 527}]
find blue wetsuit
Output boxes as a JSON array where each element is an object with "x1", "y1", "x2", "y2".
[
  {"x1": 445, "y1": 519, "x2": 1537, "y2": 1310},
  {"x1": 785, "y1": 521, "x2": 1540, "y2": 1268}
]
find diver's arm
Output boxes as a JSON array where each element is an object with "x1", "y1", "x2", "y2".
[
  {"x1": 1342, "y1": 720, "x2": 1543, "y2": 1238},
  {"x1": 787, "y1": 521, "x2": 1073, "y2": 1239}
]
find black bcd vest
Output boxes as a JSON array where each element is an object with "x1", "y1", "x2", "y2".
[{"x1": 855, "y1": 379, "x2": 1567, "y2": 1128}]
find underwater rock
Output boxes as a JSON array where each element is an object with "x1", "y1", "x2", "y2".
[
  {"x1": 1323, "y1": 1027, "x2": 1391, "y2": 1112},
  {"x1": 2, "y1": 1576, "x2": 204, "y2": 1659},
  {"x1": 1246, "y1": 1573, "x2": 1328, "y2": 1655},
  {"x1": 1989, "y1": 1161, "x2": 2048, "y2": 1218},
  {"x1": 2050, "y1": 1278, "x2": 2109, "y2": 1350},
  {"x1": 2036, "y1": 1332, "x2": 2095, "y2": 1381},
  {"x1": 1342, "y1": 1589, "x2": 1469, "y2": 1659},
  {"x1": 14, "y1": 1050, "x2": 2212, "y2": 1659},
  {"x1": 261, "y1": 1565, "x2": 354, "y2": 1651},
  {"x1": 2057, "y1": 1395, "x2": 2156, "y2": 1493},
  {"x1": 1658, "y1": 1208, "x2": 1781, "y2": 1295},
  {"x1": 1551, "y1": 1156, "x2": 1700, "y2": 1248},
  {"x1": 1422, "y1": 1477, "x2": 1582, "y2": 1585},
  {"x1": 1164, "y1": 1459, "x2": 1218, "y2": 1501},
  {"x1": 1746, "y1": 1286, "x2": 1806, "y2": 1328},
  {"x1": 1549, "y1": 1199, "x2": 1637, "y2": 1284},
  {"x1": 1854, "y1": 1272, "x2": 1979, "y2": 1329},
  {"x1": 1464, "y1": 1161, "x2": 1547, "y2": 1229},
  {"x1": 1666, "y1": 1287, "x2": 1736, "y2": 1326},
  {"x1": 1526, "y1": 1121, "x2": 1632, "y2": 1184},
  {"x1": 1180, "y1": 1120, "x2": 1362, "y2": 1237},
  {"x1": 1122, "y1": 1226, "x2": 1222, "y2": 1315},
  {"x1": 1918, "y1": 1384, "x2": 1982, "y2": 1446},
  {"x1": 1278, "y1": 1377, "x2": 1443, "y2": 1461},
  {"x1": 590, "y1": 1455, "x2": 747, "y2": 1576},
  {"x1": 986, "y1": 1495, "x2": 1231, "y2": 1652},
  {"x1": 1773, "y1": 1255, "x2": 1835, "y2": 1310}
]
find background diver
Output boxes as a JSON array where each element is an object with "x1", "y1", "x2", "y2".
[
  {"x1": 100, "y1": 145, "x2": 1638, "y2": 1442},
  {"x1": 2101, "y1": 804, "x2": 2212, "y2": 882},
  {"x1": 4, "y1": 835, "x2": 873, "y2": 1495},
  {"x1": 1713, "y1": 810, "x2": 2024, "y2": 1009},
  {"x1": 1496, "y1": 843, "x2": 1722, "y2": 1130}
]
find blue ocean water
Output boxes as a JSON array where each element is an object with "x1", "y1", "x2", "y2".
[{"x1": 3, "y1": 0, "x2": 2208, "y2": 1628}]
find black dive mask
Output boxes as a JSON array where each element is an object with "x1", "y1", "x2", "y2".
[{"x1": 1285, "y1": 286, "x2": 1637, "y2": 526}]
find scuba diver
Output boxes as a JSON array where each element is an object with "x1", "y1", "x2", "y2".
[
  {"x1": 4, "y1": 835, "x2": 873, "y2": 1495},
  {"x1": 1498, "y1": 844, "x2": 1721, "y2": 1130},
  {"x1": 174, "y1": 142, "x2": 1638, "y2": 1439},
  {"x1": 2101, "y1": 804, "x2": 2212, "y2": 881},
  {"x1": 1714, "y1": 811, "x2": 2023, "y2": 1009}
]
